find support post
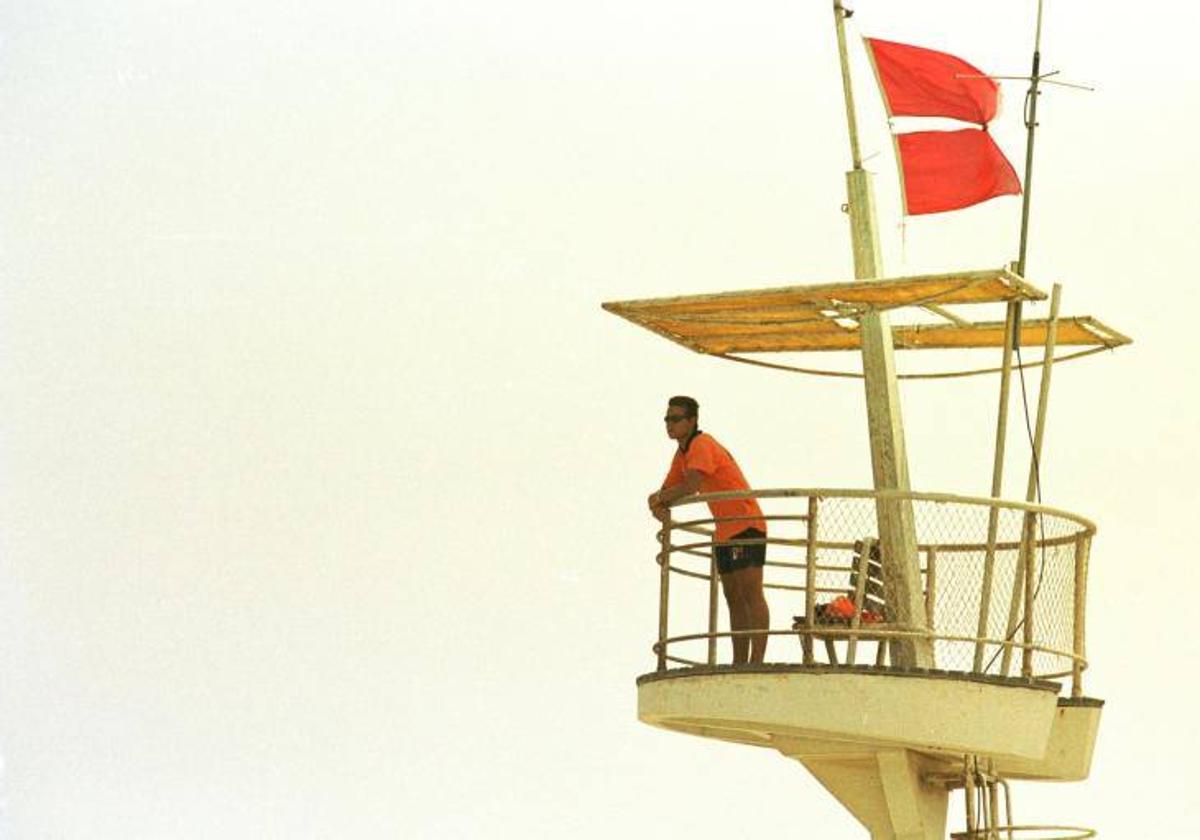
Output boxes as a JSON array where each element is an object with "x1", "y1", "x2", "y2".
[
  {"x1": 847, "y1": 537, "x2": 874, "y2": 665},
  {"x1": 832, "y1": 0, "x2": 930, "y2": 668},
  {"x1": 804, "y1": 496, "x2": 820, "y2": 665},
  {"x1": 847, "y1": 176, "x2": 931, "y2": 670},
  {"x1": 974, "y1": 303, "x2": 1018, "y2": 672},
  {"x1": 1010, "y1": 0, "x2": 1048, "y2": 355},
  {"x1": 999, "y1": 559, "x2": 1024, "y2": 677},
  {"x1": 987, "y1": 760, "x2": 1001, "y2": 840},
  {"x1": 1001, "y1": 778, "x2": 1014, "y2": 840},
  {"x1": 657, "y1": 517, "x2": 672, "y2": 672},
  {"x1": 997, "y1": 2, "x2": 1049, "y2": 682},
  {"x1": 964, "y1": 756, "x2": 978, "y2": 837},
  {"x1": 1021, "y1": 516, "x2": 1037, "y2": 678},
  {"x1": 1001, "y1": 284, "x2": 1062, "y2": 676},
  {"x1": 707, "y1": 553, "x2": 720, "y2": 666},
  {"x1": 924, "y1": 546, "x2": 938, "y2": 630},
  {"x1": 801, "y1": 748, "x2": 949, "y2": 839},
  {"x1": 832, "y1": 1, "x2": 863, "y2": 169},
  {"x1": 1071, "y1": 533, "x2": 1091, "y2": 697}
]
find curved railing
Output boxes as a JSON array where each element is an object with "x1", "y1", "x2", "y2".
[
  {"x1": 952, "y1": 828, "x2": 1095, "y2": 839},
  {"x1": 653, "y1": 488, "x2": 1094, "y2": 696}
]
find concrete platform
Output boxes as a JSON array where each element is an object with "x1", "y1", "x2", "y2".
[{"x1": 639, "y1": 665, "x2": 1064, "y2": 763}]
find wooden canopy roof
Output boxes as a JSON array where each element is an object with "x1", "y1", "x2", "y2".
[{"x1": 601, "y1": 268, "x2": 1131, "y2": 356}]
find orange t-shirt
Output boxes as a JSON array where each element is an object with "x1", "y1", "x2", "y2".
[{"x1": 662, "y1": 432, "x2": 766, "y2": 542}]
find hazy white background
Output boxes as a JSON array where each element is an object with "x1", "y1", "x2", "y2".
[{"x1": 1, "y1": 1, "x2": 1197, "y2": 837}]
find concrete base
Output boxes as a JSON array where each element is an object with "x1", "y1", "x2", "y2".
[
  {"x1": 798, "y1": 748, "x2": 948, "y2": 840},
  {"x1": 993, "y1": 697, "x2": 1104, "y2": 781},
  {"x1": 638, "y1": 666, "x2": 1060, "y2": 762},
  {"x1": 638, "y1": 667, "x2": 1101, "y2": 838}
]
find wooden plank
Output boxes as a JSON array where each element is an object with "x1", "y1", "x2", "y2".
[
  {"x1": 846, "y1": 537, "x2": 875, "y2": 666},
  {"x1": 600, "y1": 268, "x2": 1045, "y2": 318},
  {"x1": 896, "y1": 318, "x2": 1128, "y2": 350},
  {"x1": 603, "y1": 306, "x2": 711, "y2": 354},
  {"x1": 655, "y1": 318, "x2": 849, "y2": 339},
  {"x1": 639, "y1": 306, "x2": 839, "y2": 325},
  {"x1": 922, "y1": 303, "x2": 971, "y2": 327},
  {"x1": 702, "y1": 332, "x2": 863, "y2": 354},
  {"x1": 615, "y1": 315, "x2": 1129, "y2": 355}
]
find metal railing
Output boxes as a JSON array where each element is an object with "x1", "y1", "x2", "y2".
[
  {"x1": 951, "y1": 829, "x2": 1095, "y2": 839},
  {"x1": 653, "y1": 488, "x2": 1095, "y2": 697},
  {"x1": 933, "y1": 758, "x2": 1096, "y2": 839}
]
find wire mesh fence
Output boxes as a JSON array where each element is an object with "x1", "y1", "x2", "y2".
[{"x1": 655, "y1": 488, "x2": 1093, "y2": 692}]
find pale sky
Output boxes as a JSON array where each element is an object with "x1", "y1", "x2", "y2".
[{"x1": 2, "y1": 1, "x2": 1198, "y2": 837}]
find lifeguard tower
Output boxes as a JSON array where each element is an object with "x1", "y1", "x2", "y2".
[{"x1": 602, "y1": 5, "x2": 1129, "y2": 839}]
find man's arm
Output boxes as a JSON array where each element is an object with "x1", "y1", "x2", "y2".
[{"x1": 648, "y1": 469, "x2": 703, "y2": 521}]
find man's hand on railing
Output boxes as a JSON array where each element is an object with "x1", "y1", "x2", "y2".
[
  {"x1": 649, "y1": 471, "x2": 703, "y2": 523},
  {"x1": 648, "y1": 491, "x2": 669, "y2": 522}
]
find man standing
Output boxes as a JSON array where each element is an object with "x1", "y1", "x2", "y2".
[{"x1": 648, "y1": 396, "x2": 769, "y2": 664}]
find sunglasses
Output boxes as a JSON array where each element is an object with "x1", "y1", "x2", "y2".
[{"x1": 663, "y1": 414, "x2": 691, "y2": 424}]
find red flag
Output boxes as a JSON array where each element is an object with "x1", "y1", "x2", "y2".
[
  {"x1": 863, "y1": 37, "x2": 1021, "y2": 215},
  {"x1": 865, "y1": 38, "x2": 999, "y2": 124},
  {"x1": 896, "y1": 129, "x2": 1021, "y2": 215}
]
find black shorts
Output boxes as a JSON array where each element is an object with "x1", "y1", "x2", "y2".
[{"x1": 714, "y1": 527, "x2": 767, "y2": 575}]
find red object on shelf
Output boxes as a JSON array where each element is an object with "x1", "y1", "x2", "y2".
[{"x1": 827, "y1": 596, "x2": 858, "y2": 620}]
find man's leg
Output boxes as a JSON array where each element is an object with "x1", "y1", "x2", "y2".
[
  {"x1": 744, "y1": 564, "x2": 772, "y2": 662},
  {"x1": 720, "y1": 573, "x2": 750, "y2": 664},
  {"x1": 726, "y1": 565, "x2": 770, "y2": 663}
]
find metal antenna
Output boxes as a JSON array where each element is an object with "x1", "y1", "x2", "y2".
[
  {"x1": 977, "y1": 1, "x2": 1052, "y2": 664},
  {"x1": 1007, "y1": 0, "x2": 1099, "y2": 333},
  {"x1": 993, "y1": 0, "x2": 1050, "y2": 513},
  {"x1": 1014, "y1": 0, "x2": 1047, "y2": 283}
]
